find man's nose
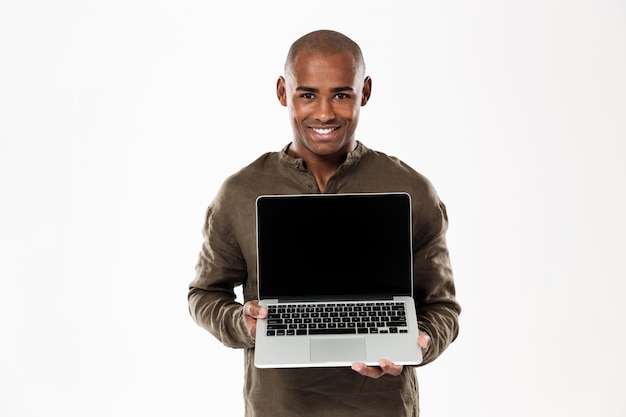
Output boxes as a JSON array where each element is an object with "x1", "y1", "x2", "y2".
[{"x1": 314, "y1": 98, "x2": 336, "y2": 122}]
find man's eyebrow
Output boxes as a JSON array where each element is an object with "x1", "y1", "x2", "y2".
[
  {"x1": 295, "y1": 86, "x2": 319, "y2": 93},
  {"x1": 330, "y1": 86, "x2": 354, "y2": 93},
  {"x1": 295, "y1": 86, "x2": 354, "y2": 93}
]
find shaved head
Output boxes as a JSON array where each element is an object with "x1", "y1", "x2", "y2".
[{"x1": 284, "y1": 30, "x2": 366, "y2": 76}]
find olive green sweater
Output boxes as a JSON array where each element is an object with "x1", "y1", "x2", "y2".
[{"x1": 189, "y1": 142, "x2": 460, "y2": 417}]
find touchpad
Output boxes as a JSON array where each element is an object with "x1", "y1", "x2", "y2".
[{"x1": 310, "y1": 337, "x2": 366, "y2": 362}]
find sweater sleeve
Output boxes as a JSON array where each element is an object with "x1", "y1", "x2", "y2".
[
  {"x1": 413, "y1": 199, "x2": 461, "y2": 366},
  {"x1": 188, "y1": 204, "x2": 256, "y2": 349}
]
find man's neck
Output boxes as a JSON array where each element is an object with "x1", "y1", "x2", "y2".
[
  {"x1": 307, "y1": 160, "x2": 341, "y2": 193},
  {"x1": 287, "y1": 143, "x2": 354, "y2": 193}
]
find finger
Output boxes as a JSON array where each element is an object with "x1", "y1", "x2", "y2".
[
  {"x1": 379, "y1": 359, "x2": 403, "y2": 376},
  {"x1": 247, "y1": 322, "x2": 256, "y2": 339},
  {"x1": 418, "y1": 331, "x2": 431, "y2": 350},
  {"x1": 351, "y1": 362, "x2": 385, "y2": 379}
]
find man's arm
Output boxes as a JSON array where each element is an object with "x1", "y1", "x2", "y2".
[
  {"x1": 188, "y1": 205, "x2": 256, "y2": 349},
  {"x1": 413, "y1": 200, "x2": 461, "y2": 366}
]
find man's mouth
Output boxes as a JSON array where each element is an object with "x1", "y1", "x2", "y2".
[{"x1": 311, "y1": 127, "x2": 338, "y2": 135}]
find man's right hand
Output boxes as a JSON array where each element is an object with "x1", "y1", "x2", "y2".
[{"x1": 242, "y1": 300, "x2": 267, "y2": 339}]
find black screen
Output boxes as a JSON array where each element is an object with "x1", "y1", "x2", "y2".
[{"x1": 256, "y1": 193, "x2": 413, "y2": 300}]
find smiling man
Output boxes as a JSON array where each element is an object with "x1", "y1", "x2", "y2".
[
  {"x1": 276, "y1": 40, "x2": 370, "y2": 192},
  {"x1": 189, "y1": 30, "x2": 461, "y2": 417}
]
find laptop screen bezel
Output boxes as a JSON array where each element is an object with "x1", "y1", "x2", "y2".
[{"x1": 255, "y1": 192, "x2": 414, "y2": 302}]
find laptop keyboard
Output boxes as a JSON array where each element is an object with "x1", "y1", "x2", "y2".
[{"x1": 265, "y1": 301, "x2": 409, "y2": 336}]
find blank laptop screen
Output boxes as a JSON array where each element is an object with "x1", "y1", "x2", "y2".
[{"x1": 256, "y1": 193, "x2": 413, "y2": 301}]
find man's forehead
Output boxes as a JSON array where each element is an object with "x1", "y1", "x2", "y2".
[
  {"x1": 287, "y1": 53, "x2": 361, "y2": 86},
  {"x1": 288, "y1": 51, "x2": 361, "y2": 75}
]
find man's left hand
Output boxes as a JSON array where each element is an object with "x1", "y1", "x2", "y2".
[
  {"x1": 350, "y1": 331, "x2": 431, "y2": 379},
  {"x1": 351, "y1": 359, "x2": 403, "y2": 378}
]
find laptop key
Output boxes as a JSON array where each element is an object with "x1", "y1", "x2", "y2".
[
  {"x1": 309, "y1": 328, "x2": 356, "y2": 335},
  {"x1": 387, "y1": 321, "x2": 407, "y2": 327}
]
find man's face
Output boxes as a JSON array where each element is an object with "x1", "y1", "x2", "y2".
[{"x1": 277, "y1": 51, "x2": 371, "y2": 161}]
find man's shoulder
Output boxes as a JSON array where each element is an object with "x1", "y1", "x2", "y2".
[
  {"x1": 361, "y1": 146, "x2": 434, "y2": 188},
  {"x1": 224, "y1": 150, "x2": 282, "y2": 185},
  {"x1": 212, "y1": 148, "x2": 294, "y2": 206},
  {"x1": 209, "y1": 150, "x2": 283, "y2": 219}
]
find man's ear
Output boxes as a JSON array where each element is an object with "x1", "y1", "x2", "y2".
[
  {"x1": 276, "y1": 76, "x2": 287, "y2": 106},
  {"x1": 361, "y1": 76, "x2": 372, "y2": 106}
]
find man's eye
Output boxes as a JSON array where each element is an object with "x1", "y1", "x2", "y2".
[
  {"x1": 301, "y1": 93, "x2": 315, "y2": 99},
  {"x1": 334, "y1": 93, "x2": 349, "y2": 100}
]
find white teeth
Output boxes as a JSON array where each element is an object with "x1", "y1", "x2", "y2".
[{"x1": 312, "y1": 128, "x2": 335, "y2": 134}]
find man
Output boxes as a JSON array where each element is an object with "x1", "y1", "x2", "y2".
[{"x1": 188, "y1": 29, "x2": 460, "y2": 416}]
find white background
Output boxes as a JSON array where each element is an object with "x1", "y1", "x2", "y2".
[{"x1": 1, "y1": 1, "x2": 625, "y2": 416}]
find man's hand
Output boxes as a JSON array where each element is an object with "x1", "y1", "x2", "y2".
[
  {"x1": 351, "y1": 331, "x2": 431, "y2": 378},
  {"x1": 351, "y1": 359, "x2": 403, "y2": 378},
  {"x1": 243, "y1": 300, "x2": 267, "y2": 339}
]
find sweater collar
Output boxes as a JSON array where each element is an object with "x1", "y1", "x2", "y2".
[{"x1": 279, "y1": 141, "x2": 367, "y2": 171}]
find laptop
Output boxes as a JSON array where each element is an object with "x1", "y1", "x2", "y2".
[{"x1": 254, "y1": 192, "x2": 422, "y2": 368}]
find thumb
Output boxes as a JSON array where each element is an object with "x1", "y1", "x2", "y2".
[
  {"x1": 256, "y1": 305, "x2": 268, "y2": 318},
  {"x1": 245, "y1": 301, "x2": 267, "y2": 319},
  {"x1": 418, "y1": 331, "x2": 431, "y2": 350}
]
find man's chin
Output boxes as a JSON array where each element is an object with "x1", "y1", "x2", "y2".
[{"x1": 304, "y1": 138, "x2": 354, "y2": 156}]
